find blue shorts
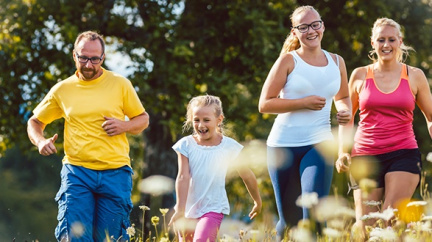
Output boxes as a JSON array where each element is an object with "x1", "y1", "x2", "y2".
[
  {"x1": 54, "y1": 164, "x2": 133, "y2": 242},
  {"x1": 351, "y1": 149, "x2": 422, "y2": 188}
]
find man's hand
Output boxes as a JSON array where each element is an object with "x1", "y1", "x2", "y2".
[
  {"x1": 38, "y1": 134, "x2": 58, "y2": 156},
  {"x1": 102, "y1": 116, "x2": 126, "y2": 136}
]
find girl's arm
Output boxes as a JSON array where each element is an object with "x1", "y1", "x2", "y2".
[
  {"x1": 237, "y1": 167, "x2": 262, "y2": 219},
  {"x1": 258, "y1": 54, "x2": 326, "y2": 114},
  {"x1": 168, "y1": 152, "x2": 191, "y2": 226},
  {"x1": 412, "y1": 67, "x2": 432, "y2": 139}
]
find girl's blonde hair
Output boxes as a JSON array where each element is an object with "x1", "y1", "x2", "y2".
[
  {"x1": 183, "y1": 94, "x2": 224, "y2": 134},
  {"x1": 280, "y1": 5, "x2": 321, "y2": 55},
  {"x1": 369, "y1": 17, "x2": 414, "y2": 63}
]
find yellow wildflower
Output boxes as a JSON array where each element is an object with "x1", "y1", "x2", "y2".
[
  {"x1": 160, "y1": 208, "x2": 169, "y2": 215},
  {"x1": 151, "y1": 216, "x2": 160, "y2": 226}
]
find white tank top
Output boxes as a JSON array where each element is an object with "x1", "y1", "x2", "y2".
[{"x1": 267, "y1": 50, "x2": 341, "y2": 147}]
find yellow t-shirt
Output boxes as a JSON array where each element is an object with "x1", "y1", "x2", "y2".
[{"x1": 33, "y1": 68, "x2": 145, "y2": 170}]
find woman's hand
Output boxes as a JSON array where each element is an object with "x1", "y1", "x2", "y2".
[
  {"x1": 336, "y1": 110, "x2": 352, "y2": 125},
  {"x1": 303, "y1": 95, "x2": 326, "y2": 110},
  {"x1": 336, "y1": 153, "x2": 351, "y2": 173}
]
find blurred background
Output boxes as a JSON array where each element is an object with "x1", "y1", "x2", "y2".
[{"x1": 1, "y1": 0, "x2": 431, "y2": 240}]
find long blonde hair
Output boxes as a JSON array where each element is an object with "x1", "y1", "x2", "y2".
[
  {"x1": 183, "y1": 94, "x2": 224, "y2": 134},
  {"x1": 280, "y1": 6, "x2": 321, "y2": 55},
  {"x1": 369, "y1": 18, "x2": 414, "y2": 63}
]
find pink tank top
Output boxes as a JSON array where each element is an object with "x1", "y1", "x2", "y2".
[{"x1": 351, "y1": 64, "x2": 418, "y2": 156}]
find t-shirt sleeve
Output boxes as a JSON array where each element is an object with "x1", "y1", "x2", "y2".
[
  {"x1": 33, "y1": 88, "x2": 64, "y2": 124},
  {"x1": 228, "y1": 138, "x2": 244, "y2": 160},
  {"x1": 172, "y1": 137, "x2": 189, "y2": 158},
  {"x1": 122, "y1": 78, "x2": 145, "y2": 119}
]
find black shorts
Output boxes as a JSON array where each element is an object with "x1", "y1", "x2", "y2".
[{"x1": 350, "y1": 149, "x2": 422, "y2": 188}]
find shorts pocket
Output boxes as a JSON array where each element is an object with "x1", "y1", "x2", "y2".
[
  {"x1": 55, "y1": 185, "x2": 67, "y2": 221},
  {"x1": 54, "y1": 186, "x2": 69, "y2": 241}
]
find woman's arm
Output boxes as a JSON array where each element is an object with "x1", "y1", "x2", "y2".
[
  {"x1": 336, "y1": 67, "x2": 366, "y2": 173},
  {"x1": 412, "y1": 67, "x2": 432, "y2": 139},
  {"x1": 258, "y1": 54, "x2": 326, "y2": 114},
  {"x1": 333, "y1": 55, "x2": 352, "y2": 125}
]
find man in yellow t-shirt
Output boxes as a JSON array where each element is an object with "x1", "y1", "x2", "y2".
[{"x1": 27, "y1": 31, "x2": 149, "y2": 241}]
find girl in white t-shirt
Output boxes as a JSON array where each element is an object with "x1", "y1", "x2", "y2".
[{"x1": 168, "y1": 95, "x2": 262, "y2": 242}]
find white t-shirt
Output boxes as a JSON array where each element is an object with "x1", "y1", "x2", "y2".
[
  {"x1": 267, "y1": 50, "x2": 341, "y2": 147},
  {"x1": 172, "y1": 135, "x2": 243, "y2": 218}
]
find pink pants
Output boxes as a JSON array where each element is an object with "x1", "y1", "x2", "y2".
[{"x1": 178, "y1": 212, "x2": 224, "y2": 242}]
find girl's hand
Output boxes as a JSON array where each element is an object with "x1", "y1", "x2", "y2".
[
  {"x1": 168, "y1": 210, "x2": 185, "y2": 227},
  {"x1": 249, "y1": 201, "x2": 262, "y2": 220},
  {"x1": 336, "y1": 153, "x2": 351, "y2": 173}
]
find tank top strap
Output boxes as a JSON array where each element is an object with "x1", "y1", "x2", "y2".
[
  {"x1": 366, "y1": 64, "x2": 374, "y2": 80},
  {"x1": 401, "y1": 64, "x2": 409, "y2": 80},
  {"x1": 290, "y1": 50, "x2": 300, "y2": 63},
  {"x1": 322, "y1": 50, "x2": 338, "y2": 67}
]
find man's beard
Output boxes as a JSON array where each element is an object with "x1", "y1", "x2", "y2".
[{"x1": 80, "y1": 67, "x2": 97, "y2": 80}]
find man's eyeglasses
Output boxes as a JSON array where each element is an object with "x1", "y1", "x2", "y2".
[
  {"x1": 293, "y1": 20, "x2": 323, "y2": 33},
  {"x1": 75, "y1": 52, "x2": 104, "y2": 64}
]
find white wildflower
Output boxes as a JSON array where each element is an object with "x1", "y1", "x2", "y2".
[
  {"x1": 363, "y1": 200, "x2": 381, "y2": 206},
  {"x1": 295, "y1": 192, "x2": 319, "y2": 208},
  {"x1": 369, "y1": 227, "x2": 397, "y2": 241},
  {"x1": 289, "y1": 227, "x2": 315, "y2": 242},
  {"x1": 360, "y1": 214, "x2": 372, "y2": 221},
  {"x1": 323, "y1": 227, "x2": 343, "y2": 238},
  {"x1": 126, "y1": 226, "x2": 136, "y2": 237},
  {"x1": 368, "y1": 207, "x2": 395, "y2": 221},
  {"x1": 333, "y1": 206, "x2": 356, "y2": 219},
  {"x1": 71, "y1": 222, "x2": 85, "y2": 238},
  {"x1": 313, "y1": 196, "x2": 349, "y2": 222},
  {"x1": 327, "y1": 219, "x2": 345, "y2": 230},
  {"x1": 407, "y1": 200, "x2": 428, "y2": 207},
  {"x1": 368, "y1": 236, "x2": 381, "y2": 242},
  {"x1": 404, "y1": 233, "x2": 421, "y2": 242},
  {"x1": 219, "y1": 218, "x2": 249, "y2": 240},
  {"x1": 139, "y1": 205, "x2": 150, "y2": 211},
  {"x1": 426, "y1": 152, "x2": 432, "y2": 162},
  {"x1": 138, "y1": 175, "x2": 175, "y2": 196},
  {"x1": 418, "y1": 220, "x2": 432, "y2": 232}
]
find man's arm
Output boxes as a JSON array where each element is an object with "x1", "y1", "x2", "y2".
[
  {"x1": 102, "y1": 111, "x2": 150, "y2": 136},
  {"x1": 27, "y1": 115, "x2": 58, "y2": 156}
]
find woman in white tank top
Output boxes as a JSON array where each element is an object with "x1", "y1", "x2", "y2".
[{"x1": 258, "y1": 5, "x2": 352, "y2": 239}]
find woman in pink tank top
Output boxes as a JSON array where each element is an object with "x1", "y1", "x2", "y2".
[{"x1": 336, "y1": 18, "x2": 432, "y2": 238}]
